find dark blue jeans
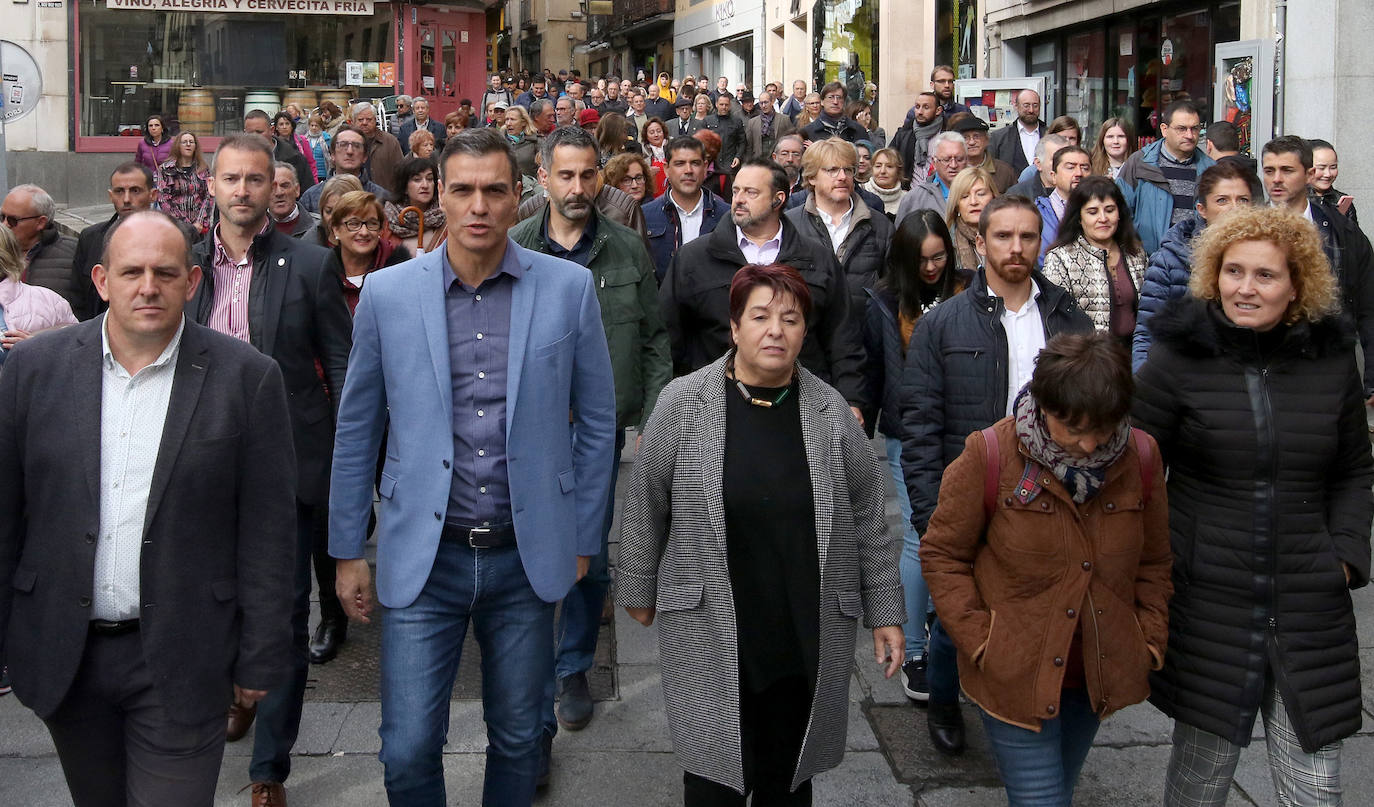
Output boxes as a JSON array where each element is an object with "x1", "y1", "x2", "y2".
[
  {"x1": 249, "y1": 500, "x2": 313, "y2": 783},
  {"x1": 926, "y1": 617, "x2": 960, "y2": 705},
  {"x1": 978, "y1": 686, "x2": 1100, "y2": 806},
  {"x1": 378, "y1": 539, "x2": 555, "y2": 807}
]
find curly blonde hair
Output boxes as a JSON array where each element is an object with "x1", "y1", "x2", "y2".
[{"x1": 1189, "y1": 205, "x2": 1339, "y2": 325}]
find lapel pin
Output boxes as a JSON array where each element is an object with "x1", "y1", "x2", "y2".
[{"x1": 278, "y1": 258, "x2": 286, "y2": 267}]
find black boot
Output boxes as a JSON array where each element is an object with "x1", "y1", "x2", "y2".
[
  {"x1": 309, "y1": 619, "x2": 347, "y2": 664},
  {"x1": 927, "y1": 700, "x2": 965, "y2": 756}
]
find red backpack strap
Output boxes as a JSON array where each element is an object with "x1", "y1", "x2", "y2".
[
  {"x1": 1131, "y1": 428, "x2": 1154, "y2": 505},
  {"x1": 981, "y1": 426, "x2": 1001, "y2": 519}
]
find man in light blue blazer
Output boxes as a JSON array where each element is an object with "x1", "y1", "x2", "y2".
[{"x1": 329, "y1": 128, "x2": 617, "y2": 807}]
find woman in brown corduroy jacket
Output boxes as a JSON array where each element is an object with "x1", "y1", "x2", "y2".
[{"x1": 920, "y1": 332, "x2": 1172, "y2": 805}]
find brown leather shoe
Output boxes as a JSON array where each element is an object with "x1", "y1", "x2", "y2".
[
  {"x1": 226, "y1": 702, "x2": 258, "y2": 742},
  {"x1": 242, "y1": 781, "x2": 287, "y2": 807}
]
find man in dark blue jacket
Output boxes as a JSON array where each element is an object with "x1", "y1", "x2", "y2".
[
  {"x1": 642, "y1": 136, "x2": 727, "y2": 281},
  {"x1": 899, "y1": 195, "x2": 1090, "y2": 757}
]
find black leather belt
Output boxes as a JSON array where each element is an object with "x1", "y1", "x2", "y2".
[
  {"x1": 441, "y1": 523, "x2": 517, "y2": 549},
  {"x1": 89, "y1": 619, "x2": 140, "y2": 636}
]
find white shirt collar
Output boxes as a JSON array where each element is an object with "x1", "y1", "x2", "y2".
[
  {"x1": 102, "y1": 315, "x2": 186, "y2": 376},
  {"x1": 671, "y1": 189, "x2": 704, "y2": 218},
  {"x1": 816, "y1": 197, "x2": 855, "y2": 228},
  {"x1": 1302, "y1": 201, "x2": 1314, "y2": 222},
  {"x1": 993, "y1": 279, "x2": 1042, "y2": 315}
]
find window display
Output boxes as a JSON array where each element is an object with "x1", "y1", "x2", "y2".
[{"x1": 78, "y1": 4, "x2": 395, "y2": 137}]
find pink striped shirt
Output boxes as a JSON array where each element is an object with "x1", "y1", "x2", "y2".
[{"x1": 206, "y1": 222, "x2": 269, "y2": 342}]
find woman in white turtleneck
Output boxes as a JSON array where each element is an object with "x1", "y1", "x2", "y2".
[{"x1": 863, "y1": 147, "x2": 907, "y2": 221}]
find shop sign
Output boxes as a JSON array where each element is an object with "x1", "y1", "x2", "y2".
[
  {"x1": 712, "y1": 0, "x2": 734, "y2": 23},
  {"x1": 105, "y1": 0, "x2": 376, "y2": 14}
]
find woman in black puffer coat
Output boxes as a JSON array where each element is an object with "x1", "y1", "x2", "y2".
[{"x1": 1132, "y1": 206, "x2": 1373, "y2": 807}]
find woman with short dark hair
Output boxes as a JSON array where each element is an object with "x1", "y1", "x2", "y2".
[
  {"x1": 1133, "y1": 205, "x2": 1373, "y2": 807},
  {"x1": 619, "y1": 263, "x2": 905, "y2": 806},
  {"x1": 385, "y1": 157, "x2": 445, "y2": 254},
  {"x1": 923, "y1": 331, "x2": 1171, "y2": 806},
  {"x1": 1042, "y1": 175, "x2": 1147, "y2": 346}
]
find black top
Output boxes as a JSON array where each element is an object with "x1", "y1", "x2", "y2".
[{"x1": 722, "y1": 374, "x2": 820, "y2": 694}]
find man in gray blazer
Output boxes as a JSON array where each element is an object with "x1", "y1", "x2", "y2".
[{"x1": 0, "y1": 211, "x2": 297, "y2": 806}]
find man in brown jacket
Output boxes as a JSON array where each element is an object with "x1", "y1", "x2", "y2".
[{"x1": 352, "y1": 101, "x2": 404, "y2": 191}]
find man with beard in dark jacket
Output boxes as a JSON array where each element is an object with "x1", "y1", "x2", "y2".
[
  {"x1": 1261, "y1": 135, "x2": 1374, "y2": 399},
  {"x1": 659, "y1": 158, "x2": 868, "y2": 417},
  {"x1": 899, "y1": 194, "x2": 1090, "y2": 758},
  {"x1": 798, "y1": 82, "x2": 867, "y2": 145}
]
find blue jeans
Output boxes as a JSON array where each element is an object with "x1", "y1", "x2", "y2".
[
  {"x1": 249, "y1": 500, "x2": 313, "y2": 783},
  {"x1": 885, "y1": 437, "x2": 931, "y2": 659},
  {"x1": 979, "y1": 687, "x2": 1101, "y2": 806},
  {"x1": 378, "y1": 539, "x2": 555, "y2": 807}
]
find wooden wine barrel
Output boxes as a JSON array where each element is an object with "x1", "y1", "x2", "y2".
[
  {"x1": 283, "y1": 90, "x2": 319, "y2": 116},
  {"x1": 178, "y1": 89, "x2": 215, "y2": 136},
  {"x1": 244, "y1": 91, "x2": 281, "y2": 117},
  {"x1": 320, "y1": 90, "x2": 352, "y2": 114}
]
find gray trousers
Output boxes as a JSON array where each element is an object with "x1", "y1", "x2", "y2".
[
  {"x1": 1163, "y1": 680, "x2": 1342, "y2": 807},
  {"x1": 42, "y1": 629, "x2": 227, "y2": 807}
]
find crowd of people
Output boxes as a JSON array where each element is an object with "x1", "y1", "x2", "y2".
[{"x1": 0, "y1": 62, "x2": 1371, "y2": 807}]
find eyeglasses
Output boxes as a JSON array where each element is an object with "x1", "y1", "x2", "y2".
[
  {"x1": 621, "y1": 175, "x2": 646, "y2": 185},
  {"x1": 823, "y1": 94, "x2": 844, "y2": 101},
  {"x1": 920, "y1": 252, "x2": 949, "y2": 266},
  {"x1": 820, "y1": 166, "x2": 856, "y2": 177},
  {"x1": 2, "y1": 214, "x2": 41, "y2": 227},
  {"x1": 336, "y1": 141, "x2": 365, "y2": 151},
  {"x1": 342, "y1": 219, "x2": 382, "y2": 232},
  {"x1": 1167, "y1": 124, "x2": 1203, "y2": 134},
  {"x1": 933, "y1": 156, "x2": 968, "y2": 166}
]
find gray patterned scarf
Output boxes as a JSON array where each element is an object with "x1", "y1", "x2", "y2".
[{"x1": 1013, "y1": 387, "x2": 1129, "y2": 503}]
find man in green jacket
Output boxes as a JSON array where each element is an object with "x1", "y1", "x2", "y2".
[{"x1": 510, "y1": 125, "x2": 671, "y2": 744}]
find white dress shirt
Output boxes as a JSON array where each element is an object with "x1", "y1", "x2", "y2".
[
  {"x1": 816, "y1": 198, "x2": 855, "y2": 253},
  {"x1": 672, "y1": 190, "x2": 706, "y2": 244},
  {"x1": 94, "y1": 317, "x2": 184, "y2": 620},
  {"x1": 997, "y1": 280, "x2": 1046, "y2": 416},
  {"x1": 737, "y1": 223, "x2": 783, "y2": 265},
  {"x1": 1018, "y1": 122, "x2": 1042, "y2": 168}
]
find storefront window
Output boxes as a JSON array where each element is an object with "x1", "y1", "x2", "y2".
[
  {"x1": 935, "y1": 0, "x2": 977, "y2": 79},
  {"x1": 812, "y1": 0, "x2": 878, "y2": 106},
  {"x1": 1030, "y1": 2, "x2": 1240, "y2": 149},
  {"x1": 79, "y1": 4, "x2": 394, "y2": 138},
  {"x1": 1064, "y1": 30, "x2": 1105, "y2": 142}
]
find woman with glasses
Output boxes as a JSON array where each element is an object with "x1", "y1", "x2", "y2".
[
  {"x1": 156, "y1": 131, "x2": 215, "y2": 235},
  {"x1": 795, "y1": 93, "x2": 822, "y2": 131},
  {"x1": 604, "y1": 152, "x2": 654, "y2": 205},
  {"x1": 859, "y1": 209, "x2": 968, "y2": 704},
  {"x1": 327, "y1": 191, "x2": 412, "y2": 310}
]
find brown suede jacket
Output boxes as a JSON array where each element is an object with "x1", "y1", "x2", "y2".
[{"x1": 920, "y1": 417, "x2": 1173, "y2": 730}]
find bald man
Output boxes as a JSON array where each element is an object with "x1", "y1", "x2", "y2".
[{"x1": 0, "y1": 210, "x2": 297, "y2": 807}]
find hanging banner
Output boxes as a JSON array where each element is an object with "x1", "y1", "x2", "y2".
[{"x1": 105, "y1": 0, "x2": 377, "y2": 14}]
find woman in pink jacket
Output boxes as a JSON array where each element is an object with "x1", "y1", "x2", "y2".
[
  {"x1": 0, "y1": 226, "x2": 77, "y2": 358},
  {"x1": 134, "y1": 115, "x2": 175, "y2": 175}
]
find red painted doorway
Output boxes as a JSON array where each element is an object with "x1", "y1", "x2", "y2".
[{"x1": 405, "y1": 7, "x2": 484, "y2": 123}]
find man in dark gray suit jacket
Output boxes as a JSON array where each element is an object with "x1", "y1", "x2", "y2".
[
  {"x1": 189, "y1": 133, "x2": 353, "y2": 807},
  {"x1": 0, "y1": 211, "x2": 297, "y2": 806}
]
